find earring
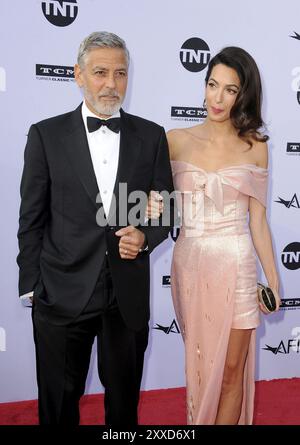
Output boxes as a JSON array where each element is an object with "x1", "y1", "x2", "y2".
[{"x1": 202, "y1": 98, "x2": 206, "y2": 108}]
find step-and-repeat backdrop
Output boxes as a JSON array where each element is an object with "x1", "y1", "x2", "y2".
[{"x1": 0, "y1": 0, "x2": 299, "y2": 403}]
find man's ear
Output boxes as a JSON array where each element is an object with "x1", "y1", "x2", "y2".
[{"x1": 74, "y1": 64, "x2": 83, "y2": 88}]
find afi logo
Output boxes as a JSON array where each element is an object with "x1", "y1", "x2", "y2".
[
  {"x1": 275, "y1": 193, "x2": 300, "y2": 209},
  {"x1": 0, "y1": 67, "x2": 6, "y2": 92},
  {"x1": 0, "y1": 327, "x2": 6, "y2": 352},
  {"x1": 153, "y1": 319, "x2": 180, "y2": 334},
  {"x1": 180, "y1": 38, "x2": 210, "y2": 72},
  {"x1": 281, "y1": 242, "x2": 300, "y2": 270},
  {"x1": 263, "y1": 339, "x2": 300, "y2": 354},
  {"x1": 290, "y1": 31, "x2": 300, "y2": 41},
  {"x1": 42, "y1": 0, "x2": 78, "y2": 27}
]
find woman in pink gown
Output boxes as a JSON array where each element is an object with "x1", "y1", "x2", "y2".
[{"x1": 148, "y1": 47, "x2": 281, "y2": 425}]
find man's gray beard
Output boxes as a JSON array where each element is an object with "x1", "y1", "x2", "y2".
[
  {"x1": 84, "y1": 88, "x2": 123, "y2": 116},
  {"x1": 92, "y1": 99, "x2": 122, "y2": 116}
]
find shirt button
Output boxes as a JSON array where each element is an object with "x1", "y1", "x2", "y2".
[
  {"x1": 103, "y1": 190, "x2": 107, "y2": 194},
  {"x1": 103, "y1": 159, "x2": 107, "y2": 164},
  {"x1": 102, "y1": 128, "x2": 106, "y2": 133}
]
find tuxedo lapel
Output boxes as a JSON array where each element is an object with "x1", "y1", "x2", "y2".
[
  {"x1": 107, "y1": 110, "x2": 142, "y2": 224},
  {"x1": 63, "y1": 105, "x2": 101, "y2": 210},
  {"x1": 62, "y1": 106, "x2": 142, "y2": 220}
]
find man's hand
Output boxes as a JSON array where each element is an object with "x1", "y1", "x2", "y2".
[
  {"x1": 146, "y1": 190, "x2": 164, "y2": 219},
  {"x1": 115, "y1": 226, "x2": 146, "y2": 260}
]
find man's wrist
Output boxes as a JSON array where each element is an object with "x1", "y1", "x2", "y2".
[{"x1": 139, "y1": 237, "x2": 148, "y2": 253}]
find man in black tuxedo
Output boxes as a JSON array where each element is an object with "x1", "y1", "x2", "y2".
[{"x1": 17, "y1": 32, "x2": 174, "y2": 425}]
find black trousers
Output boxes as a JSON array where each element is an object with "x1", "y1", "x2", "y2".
[{"x1": 32, "y1": 258, "x2": 149, "y2": 425}]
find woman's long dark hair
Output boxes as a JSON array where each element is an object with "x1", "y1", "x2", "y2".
[{"x1": 205, "y1": 46, "x2": 269, "y2": 147}]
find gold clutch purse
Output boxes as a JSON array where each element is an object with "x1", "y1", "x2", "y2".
[{"x1": 257, "y1": 282, "x2": 277, "y2": 313}]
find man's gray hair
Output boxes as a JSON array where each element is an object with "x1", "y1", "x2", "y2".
[{"x1": 77, "y1": 31, "x2": 130, "y2": 68}]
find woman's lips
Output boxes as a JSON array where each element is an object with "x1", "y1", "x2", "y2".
[{"x1": 211, "y1": 107, "x2": 224, "y2": 114}]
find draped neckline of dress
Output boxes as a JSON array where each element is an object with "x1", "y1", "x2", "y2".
[{"x1": 171, "y1": 159, "x2": 268, "y2": 175}]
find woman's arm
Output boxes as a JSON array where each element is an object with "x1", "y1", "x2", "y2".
[
  {"x1": 249, "y1": 140, "x2": 281, "y2": 311},
  {"x1": 249, "y1": 199, "x2": 279, "y2": 293}
]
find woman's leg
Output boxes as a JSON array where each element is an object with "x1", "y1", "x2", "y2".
[{"x1": 215, "y1": 328, "x2": 253, "y2": 425}]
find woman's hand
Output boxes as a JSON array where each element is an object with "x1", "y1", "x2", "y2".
[
  {"x1": 145, "y1": 190, "x2": 164, "y2": 219},
  {"x1": 258, "y1": 286, "x2": 281, "y2": 315}
]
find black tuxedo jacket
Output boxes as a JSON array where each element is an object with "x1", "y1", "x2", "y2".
[{"x1": 17, "y1": 105, "x2": 174, "y2": 330}]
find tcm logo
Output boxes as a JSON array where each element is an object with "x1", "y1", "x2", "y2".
[
  {"x1": 286, "y1": 142, "x2": 300, "y2": 154},
  {"x1": 0, "y1": 327, "x2": 6, "y2": 352},
  {"x1": 180, "y1": 38, "x2": 210, "y2": 72},
  {"x1": 42, "y1": 0, "x2": 78, "y2": 27},
  {"x1": 0, "y1": 67, "x2": 6, "y2": 92},
  {"x1": 281, "y1": 242, "x2": 300, "y2": 270},
  {"x1": 263, "y1": 338, "x2": 300, "y2": 354},
  {"x1": 153, "y1": 319, "x2": 180, "y2": 335},
  {"x1": 171, "y1": 106, "x2": 207, "y2": 120},
  {"x1": 280, "y1": 299, "x2": 300, "y2": 310},
  {"x1": 36, "y1": 64, "x2": 75, "y2": 82},
  {"x1": 275, "y1": 193, "x2": 300, "y2": 209}
]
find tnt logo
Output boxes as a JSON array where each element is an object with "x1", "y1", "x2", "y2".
[
  {"x1": 0, "y1": 327, "x2": 6, "y2": 352},
  {"x1": 281, "y1": 242, "x2": 300, "y2": 270},
  {"x1": 180, "y1": 37, "x2": 210, "y2": 72},
  {"x1": 0, "y1": 67, "x2": 6, "y2": 92},
  {"x1": 41, "y1": 0, "x2": 78, "y2": 27}
]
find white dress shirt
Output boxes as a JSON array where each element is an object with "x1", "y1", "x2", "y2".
[
  {"x1": 20, "y1": 101, "x2": 121, "y2": 304},
  {"x1": 82, "y1": 101, "x2": 120, "y2": 217}
]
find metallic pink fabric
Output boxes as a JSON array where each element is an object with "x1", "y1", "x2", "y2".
[{"x1": 171, "y1": 160, "x2": 268, "y2": 425}]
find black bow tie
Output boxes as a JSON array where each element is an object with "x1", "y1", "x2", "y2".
[{"x1": 87, "y1": 116, "x2": 120, "y2": 134}]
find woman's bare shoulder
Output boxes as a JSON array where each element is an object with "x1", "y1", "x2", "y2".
[
  {"x1": 167, "y1": 125, "x2": 205, "y2": 159},
  {"x1": 251, "y1": 139, "x2": 268, "y2": 169},
  {"x1": 167, "y1": 124, "x2": 205, "y2": 139},
  {"x1": 167, "y1": 128, "x2": 187, "y2": 159},
  {"x1": 167, "y1": 127, "x2": 188, "y2": 142}
]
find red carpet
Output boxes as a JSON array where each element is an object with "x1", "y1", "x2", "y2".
[{"x1": 0, "y1": 379, "x2": 299, "y2": 425}]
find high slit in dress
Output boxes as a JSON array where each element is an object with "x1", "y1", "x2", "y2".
[{"x1": 170, "y1": 160, "x2": 268, "y2": 425}]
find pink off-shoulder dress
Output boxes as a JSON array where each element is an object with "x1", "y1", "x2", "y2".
[{"x1": 171, "y1": 160, "x2": 268, "y2": 425}]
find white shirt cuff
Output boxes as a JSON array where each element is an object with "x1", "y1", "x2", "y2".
[{"x1": 20, "y1": 292, "x2": 34, "y2": 307}]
